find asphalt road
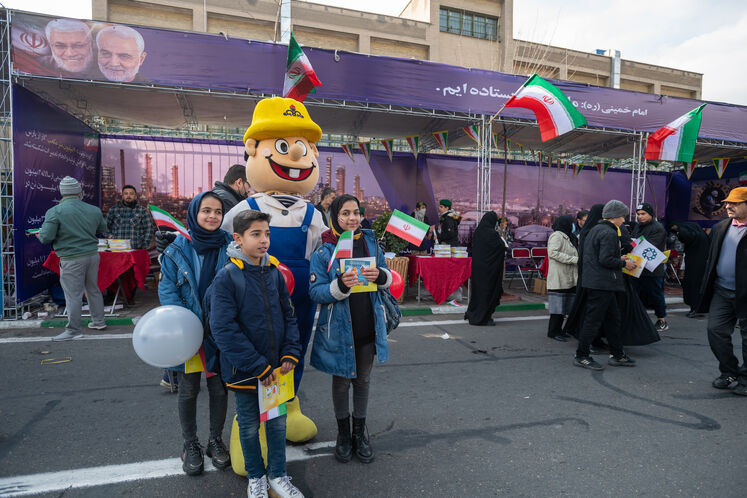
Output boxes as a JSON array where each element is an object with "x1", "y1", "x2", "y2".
[{"x1": 1, "y1": 309, "x2": 745, "y2": 497}]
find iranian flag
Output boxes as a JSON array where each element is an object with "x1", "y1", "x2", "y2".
[
  {"x1": 260, "y1": 402, "x2": 287, "y2": 422},
  {"x1": 464, "y1": 124, "x2": 479, "y2": 143},
  {"x1": 385, "y1": 209, "x2": 429, "y2": 246},
  {"x1": 282, "y1": 32, "x2": 322, "y2": 103},
  {"x1": 713, "y1": 158, "x2": 730, "y2": 179},
  {"x1": 740, "y1": 170, "x2": 747, "y2": 185},
  {"x1": 149, "y1": 205, "x2": 190, "y2": 240},
  {"x1": 504, "y1": 74, "x2": 587, "y2": 142},
  {"x1": 432, "y1": 131, "x2": 448, "y2": 153},
  {"x1": 644, "y1": 104, "x2": 706, "y2": 162},
  {"x1": 406, "y1": 135, "x2": 420, "y2": 158},
  {"x1": 341, "y1": 143, "x2": 354, "y2": 161},
  {"x1": 380, "y1": 139, "x2": 394, "y2": 161},
  {"x1": 327, "y1": 230, "x2": 353, "y2": 271}
]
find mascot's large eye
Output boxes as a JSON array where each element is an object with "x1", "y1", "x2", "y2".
[
  {"x1": 295, "y1": 140, "x2": 308, "y2": 156},
  {"x1": 275, "y1": 139, "x2": 290, "y2": 154}
]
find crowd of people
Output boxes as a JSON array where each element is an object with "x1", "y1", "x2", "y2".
[{"x1": 33, "y1": 165, "x2": 746, "y2": 497}]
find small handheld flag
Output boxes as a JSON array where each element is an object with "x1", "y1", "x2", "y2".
[
  {"x1": 385, "y1": 210, "x2": 429, "y2": 246},
  {"x1": 327, "y1": 230, "x2": 354, "y2": 271},
  {"x1": 282, "y1": 32, "x2": 322, "y2": 103},
  {"x1": 149, "y1": 205, "x2": 190, "y2": 240}
]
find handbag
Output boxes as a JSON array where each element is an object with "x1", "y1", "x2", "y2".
[{"x1": 375, "y1": 243, "x2": 401, "y2": 334}]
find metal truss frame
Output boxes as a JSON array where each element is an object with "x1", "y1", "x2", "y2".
[{"x1": 0, "y1": 10, "x2": 16, "y2": 318}]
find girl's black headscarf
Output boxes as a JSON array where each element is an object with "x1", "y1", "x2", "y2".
[
  {"x1": 327, "y1": 194, "x2": 361, "y2": 242},
  {"x1": 552, "y1": 214, "x2": 577, "y2": 248},
  {"x1": 186, "y1": 191, "x2": 227, "y2": 300}
]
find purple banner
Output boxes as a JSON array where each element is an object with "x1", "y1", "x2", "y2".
[
  {"x1": 13, "y1": 85, "x2": 100, "y2": 302},
  {"x1": 12, "y1": 11, "x2": 747, "y2": 143}
]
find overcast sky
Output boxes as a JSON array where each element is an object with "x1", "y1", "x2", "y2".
[{"x1": 7, "y1": 0, "x2": 746, "y2": 105}]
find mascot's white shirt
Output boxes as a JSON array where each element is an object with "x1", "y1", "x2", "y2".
[{"x1": 222, "y1": 192, "x2": 324, "y2": 260}]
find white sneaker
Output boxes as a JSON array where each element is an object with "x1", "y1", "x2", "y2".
[
  {"x1": 87, "y1": 322, "x2": 107, "y2": 330},
  {"x1": 268, "y1": 476, "x2": 304, "y2": 498},
  {"x1": 247, "y1": 475, "x2": 268, "y2": 498},
  {"x1": 52, "y1": 330, "x2": 83, "y2": 341}
]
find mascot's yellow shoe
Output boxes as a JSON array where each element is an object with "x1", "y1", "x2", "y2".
[
  {"x1": 285, "y1": 397, "x2": 317, "y2": 443},
  {"x1": 229, "y1": 414, "x2": 267, "y2": 476}
]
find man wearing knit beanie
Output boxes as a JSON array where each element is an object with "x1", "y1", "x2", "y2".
[
  {"x1": 37, "y1": 177, "x2": 108, "y2": 341},
  {"x1": 574, "y1": 200, "x2": 637, "y2": 370},
  {"x1": 633, "y1": 202, "x2": 669, "y2": 332}
]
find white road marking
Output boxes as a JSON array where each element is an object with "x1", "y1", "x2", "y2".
[
  {"x1": 0, "y1": 309, "x2": 693, "y2": 344},
  {"x1": 0, "y1": 442, "x2": 335, "y2": 496}
]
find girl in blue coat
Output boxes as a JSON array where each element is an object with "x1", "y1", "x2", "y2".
[
  {"x1": 309, "y1": 194, "x2": 392, "y2": 464},
  {"x1": 158, "y1": 192, "x2": 233, "y2": 476}
]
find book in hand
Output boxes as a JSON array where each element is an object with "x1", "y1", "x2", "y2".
[
  {"x1": 339, "y1": 257, "x2": 377, "y2": 293},
  {"x1": 258, "y1": 367, "x2": 295, "y2": 422},
  {"x1": 622, "y1": 254, "x2": 645, "y2": 278}
]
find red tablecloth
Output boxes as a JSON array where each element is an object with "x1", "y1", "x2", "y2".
[
  {"x1": 408, "y1": 255, "x2": 472, "y2": 304},
  {"x1": 43, "y1": 249, "x2": 151, "y2": 299}
]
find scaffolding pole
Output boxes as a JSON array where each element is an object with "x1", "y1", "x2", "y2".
[
  {"x1": 0, "y1": 9, "x2": 16, "y2": 319},
  {"x1": 475, "y1": 115, "x2": 491, "y2": 216},
  {"x1": 629, "y1": 132, "x2": 648, "y2": 216}
]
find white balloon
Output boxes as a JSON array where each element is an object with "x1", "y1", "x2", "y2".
[{"x1": 132, "y1": 305, "x2": 203, "y2": 368}]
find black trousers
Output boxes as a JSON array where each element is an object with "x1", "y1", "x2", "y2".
[
  {"x1": 178, "y1": 371, "x2": 228, "y2": 443},
  {"x1": 707, "y1": 285, "x2": 747, "y2": 384},
  {"x1": 576, "y1": 289, "x2": 624, "y2": 358}
]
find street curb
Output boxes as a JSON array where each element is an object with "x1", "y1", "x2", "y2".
[
  {"x1": 401, "y1": 302, "x2": 546, "y2": 317},
  {"x1": 0, "y1": 317, "x2": 137, "y2": 329}
]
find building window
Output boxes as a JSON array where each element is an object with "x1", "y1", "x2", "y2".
[{"x1": 439, "y1": 7, "x2": 497, "y2": 41}]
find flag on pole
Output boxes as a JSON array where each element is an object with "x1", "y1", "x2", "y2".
[
  {"x1": 358, "y1": 142, "x2": 371, "y2": 163},
  {"x1": 504, "y1": 73, "x2": 587, "y2": 142},
  {"x1": 260, "y1": 403, "x2": 287, "y2": 422},
  {"x1": 341, "y1": 143, "x2": 354, "y2": 161},
  {"x1": 596, "y1": 162, "x2": 611, "y2": 179},
  {"x1": 463, "y1": 125, "x2": 479, "y2": 143},
  {"x1": 406, "y1": 135, "x2": 420, "y2": 158},
  {"x1": 380, "y1": 139, "x2": 394, "y2": 162},
  {"x1": 684, "y1": 160, "x2": 697, "y2": 180},
  {"x1": 282, "y1": 32, "x2": 322, "y2": 102},
  {"x1": 713, "y1": 158, "x2": 730, "y2": 179},
  {"x1": 644, "y1": 104, "x2": 706, "y2": 162},
  {"x1": 432, "y1": 131, "x2": 448, "y2": 153},
  {"x1": 149, "y1": 205, "x2": 190, "y2": 240},
  {"x1": 327, "y1": 230, "x2": 354, "y2": 271},
  {"x1": 385, "y1": 209, "x2": 429, "y2": 246}
]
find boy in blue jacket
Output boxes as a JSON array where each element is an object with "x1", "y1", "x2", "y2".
[{"x1": 209, "y1": 210, "x2": 304, "y2": 498}]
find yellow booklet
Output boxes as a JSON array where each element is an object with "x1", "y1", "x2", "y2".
[
  {"x1": 258, "y1": 367, "x2": 295, "y2": 421},
  {"x1": 622, "y1": 254, "x2": 645, "y2": 278},
  {"x1": 339, "y1": 257, "x2": 378, "y2": 293}
]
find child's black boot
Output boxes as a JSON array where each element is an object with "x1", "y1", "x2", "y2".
[
  {"x1": 335, "y1": 416, "x2": 352, "y2": 463},
  {"x1": 352, "y1": 417, "x2": 374, "y2": 463}
]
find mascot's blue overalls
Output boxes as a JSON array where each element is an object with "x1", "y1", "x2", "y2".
[{"x1": 246, "y1": 197, "x2": 316, "y2": 389}]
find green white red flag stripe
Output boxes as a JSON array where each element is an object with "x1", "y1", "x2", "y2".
[
  {"x1": 491, "y1": 133, "x2": 500, "y2": 149},
  {"x1": 282, "y1": 32, "x2": 322, "y2": 103},
  {"x1": 406, "y1": 135, "x2": 419, "y2": 158},
  {"x1": 573, "y1": 163, "x2": 583, "y2": 178},
  {"x1": 644, "y1": 104, "x2": 706, "y2": 162},
  {"x1": 432, "y1": 131, "x2": 448, "y2": 153},
  {"x1": 341, "y1": 143, "x2": 354, "y2": 161},
  {"x1": 149, "y1": 205, "x2": 190, "y2": 240},
  {"x1": 260, "y1": 402, "x2": 287, "y2": 422},
  {"x1": 380, "y1": 139, "x2": 394, "y2": 161},
  {"x1": 596, "y1": 162, "x2": 611, "y2": 179},
  {"x1": 385, "y1": 209, "x2": 429, "y2": 246},
  {"x1": 713, "y1": 158, "x2": 730, "y2": 179},
  {"x1": 740, "y1": 170, "x2": 747, "y2": 185},
  {"x1": 504, "y1": 74, "x2": 587, "y2": 142},
  {"x1": 463, "y1": 125, "x2": 479, "y2": 143},
  {"x1": 358, "y1": 142, "x2": 371, "y2": 163},
  {"x1": 684, "y1": 160, "x2": 697, "y2": 180},
  {"x1": 327, "y1": 230, "x2": 353, "y2": 271}
]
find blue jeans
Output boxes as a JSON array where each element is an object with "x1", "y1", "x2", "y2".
[{"x1": 234, "y1": 390, "x2": 287, "y2": 479}]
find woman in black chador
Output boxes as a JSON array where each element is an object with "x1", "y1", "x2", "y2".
[
  {"x1": 670, "y1": 222, "x2": 709, "y2": 316},
  {"x1": 465, "y1": 211, "x2": 506, "y2": 326}
]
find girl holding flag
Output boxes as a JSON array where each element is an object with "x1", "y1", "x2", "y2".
[
  {"x1": 309, "y1": 194, "x2": 393, "y2": 464},
  {"x1": 158, "y1": 192, "x2": 233, "y2": 476}
]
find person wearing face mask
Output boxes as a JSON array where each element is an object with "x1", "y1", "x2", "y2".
[
  {"x1": 309, "y1": 194, "x2": 393, "y2": 464},
  {"x1": 409, "y1": 201, "x2": 433, "y2": 252},
  {"x1": 159, "y1": 192, "x2": 233, "y2": 476},
  {"x1": 106, "y1": 185, "x2": 156, "y2": 250}
]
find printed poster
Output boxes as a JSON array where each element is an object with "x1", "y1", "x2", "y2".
[{"x1": 340, "y1": 257, "x2": 377, "y2": 293}]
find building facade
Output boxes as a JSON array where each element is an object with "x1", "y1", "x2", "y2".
[{"x1": 91, "y1": 0, "x2": 701, "y2": 99}]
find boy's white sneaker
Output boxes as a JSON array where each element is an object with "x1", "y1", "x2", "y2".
[
  {"x1": 247, "y1": 475, "x2": 268, "y2": 498},
  {"x1": 268, "y1": 476, "x2": 304, "y2": 498}
]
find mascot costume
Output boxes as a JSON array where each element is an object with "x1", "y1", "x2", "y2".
[{"x1": 222, "y1": 97, "x2": 325, "y2": 473}]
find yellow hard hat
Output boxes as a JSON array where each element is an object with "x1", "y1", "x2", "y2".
[{"x1": 243, "y1": 97, "x2": 322, "y2": 144}]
